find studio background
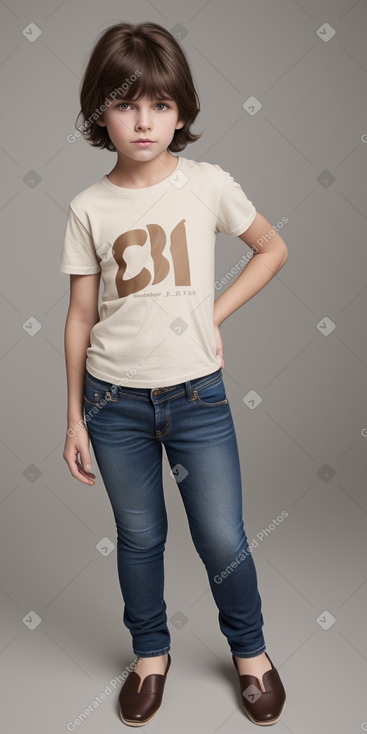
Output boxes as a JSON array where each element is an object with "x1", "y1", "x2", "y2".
[{"x1": 1, "y1": 1, "x2": 366, "y2": 732}]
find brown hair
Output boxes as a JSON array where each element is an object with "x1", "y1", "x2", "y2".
[{"x1": 76, "y1": 21, "x2": 202, "y2": 152}]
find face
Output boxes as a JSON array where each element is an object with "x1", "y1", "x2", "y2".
[{"x1": 97, "y1": 94, "x2": 185, "y2": 161}]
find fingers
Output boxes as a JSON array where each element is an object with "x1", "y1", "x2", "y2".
[
  {"x1": 214, "y1": 322, "x2": 224, "y2": 368},
  {"x1": 75, "y1": 459, "x2": 96, "y2": 485},
  {"x1": 216, "y1": 345, "x2": 225, "y2": 369},
  {"x1": 65, "y1": 454, "x2": 96, "y2": 485},
  {"x1": 80, "y1": 448, "x2": 93, "y2": 474},
  {"x1": 63, "y1": 433, "x2": 96, "y2": 485}
]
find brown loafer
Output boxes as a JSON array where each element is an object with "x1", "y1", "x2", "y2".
[
  {"x1": 119, "y1": 653, "x2": 171, "y2": 727},
  {"x1": 232, "y1": 651, "x2": 286, "y2": 726}
]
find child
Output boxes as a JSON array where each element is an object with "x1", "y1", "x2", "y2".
[{"x1": 61, "y1": 21, "x2": 288, "y2": 727}]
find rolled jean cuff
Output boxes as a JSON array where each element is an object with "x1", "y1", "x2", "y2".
[
  {"x1": 231, "y1": 643, "x2": 266, "y2": 658},
  {"x1": 133, "y1": 645, "x2": 171, "y2": 658}
]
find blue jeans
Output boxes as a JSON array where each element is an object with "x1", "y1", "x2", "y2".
[{"x1": 83, "y1": 366, "x2": 266, "y2": 659}]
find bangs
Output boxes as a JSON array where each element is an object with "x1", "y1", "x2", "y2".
[
  {"x1": 78, "y1": 21, "x2": 202, "y2": 152},
  {"x1": 103, "y1": 48, "x2": 178, "y2": 105}
]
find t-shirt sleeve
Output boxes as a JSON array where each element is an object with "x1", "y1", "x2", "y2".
[
  {"x1": 215, "y1": 167, "x2": 257, "y2": 236},
  {"x1": 59, "y1": 205, "x2": 101, "y2": 274}
]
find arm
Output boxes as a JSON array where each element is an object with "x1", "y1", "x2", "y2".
[
  {"x1": 213, "y1": 211, "x2": 288, "y2": 366},
  {"x1": 63, "y1": 273, "x2": 100, "y2": 485}
]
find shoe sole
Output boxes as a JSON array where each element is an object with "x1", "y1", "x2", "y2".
[
  {"x1": 243, "y1": 698, "x2": 286, "y2": 726},
  {"x1": 233, "y1": 652, "x2": 286, "y2": 726},
  {"x1": 119, "y1": 661, "x2": 171, "y2": 727}
]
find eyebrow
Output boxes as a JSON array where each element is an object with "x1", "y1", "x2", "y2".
[{"x1": 114, "y1": 97, "x2": 173, "y2": 102}]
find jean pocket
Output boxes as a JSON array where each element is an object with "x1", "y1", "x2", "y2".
[
  {"x1": 195, "y1": 378, "x2": 229, "y2": 407},
  {"x1": 84, "y1": 381, "x2": 117, "y2": 406}
]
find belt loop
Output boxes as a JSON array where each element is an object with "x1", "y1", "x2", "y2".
[{"x1": 184, "y1": 379, "x2": 193, "y2": 400}]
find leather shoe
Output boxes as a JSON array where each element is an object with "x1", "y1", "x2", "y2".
[
  {"x1": 119, "y1": 653, "x2": 171, "y2": 726},
  {"x1": 232, "y1": 651, "x2": 286, "y2": 725}
]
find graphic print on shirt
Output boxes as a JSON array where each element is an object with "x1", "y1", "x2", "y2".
[{"x1": 112, "y1": 219, "x2": 191, "y2": 298}]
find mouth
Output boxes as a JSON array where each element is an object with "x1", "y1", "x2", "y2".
[{"x1": 132, "y1": 139, "x2": 155, "y2": 145}]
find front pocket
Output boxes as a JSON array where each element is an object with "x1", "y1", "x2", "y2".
[
  {"x1": 195, "y1": 379, "x2": 229, "y2": 407},
  {"x1": 84, "y1": 382, "x2": 105, "y2": 405},
  {"x1": 83, "y1": 382, "x2": 117, "y2": 406}
]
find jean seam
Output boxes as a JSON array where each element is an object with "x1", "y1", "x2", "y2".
[
  {"x1": 231, "y1": 644, "x2": 266, "y2": 657},
  {"x1": 133, "y1": 646, "x2": 171, "y2": 657},
  {"x1": 86, "y1": 369, "x2": 223, "y2": 400},
  {"x1": 85, "y1": 375, "x2": 111, "y2": 391},
  {"x1": 196, "y1": 397, "x2": 229, "y2": 407},
  {"x1": 118, "y1": 393, "x2": 151, "y2": 402},
  {"x1": 117, "y1": 378, "x2": 223, "y2": 403},
  {"x1": 84, "y1": 364, "x2": 265, "y2": 655},
  {"x1": 83, "y1": 393, "x2": 117, "y2": 406},
  {"x1": 193, "y1": 373, "x2": 223, "y2": 392},
  {"x1": 84, "y1": 396, "x2": 100, "y2": 406},
  {"x1": 195, "y1": 375, "x2": 228, "y2": 406}
]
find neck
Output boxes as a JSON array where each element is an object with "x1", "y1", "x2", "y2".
[{"x1": 107, "y1": 151, "x2": 178, "y2": 188}]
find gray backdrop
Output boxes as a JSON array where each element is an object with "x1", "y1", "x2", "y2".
[{"x1": 1, "y1": 1, "x2": 367, "y2": 732}]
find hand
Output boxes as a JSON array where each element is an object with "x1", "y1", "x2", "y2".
[
  {"x1": 63, "y1": 423, "x2": 96, "y2": 486},
  {"x1": 214, "y1": 322, "x2": 225, "y2": 368}
]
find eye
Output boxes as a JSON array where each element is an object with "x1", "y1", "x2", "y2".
[{"x1": 116, "y1": 101, "x2": 170, "y2": 111}]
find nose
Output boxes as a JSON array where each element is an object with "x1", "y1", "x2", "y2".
[{"x1": 135, "y1": 105, "x2": 152, "y2": 132}]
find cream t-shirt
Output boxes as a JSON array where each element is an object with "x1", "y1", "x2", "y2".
[{"x1": 59, "y1": 155, "x2": 256, "y2": 387}]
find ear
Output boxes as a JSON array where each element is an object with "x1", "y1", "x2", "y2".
[
  {"x1": 175, "y1": 119, "x2": 185, "y2": 131},
  {"x1": 96, "y1": 119, "x2": 106, "y2": 127}
]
